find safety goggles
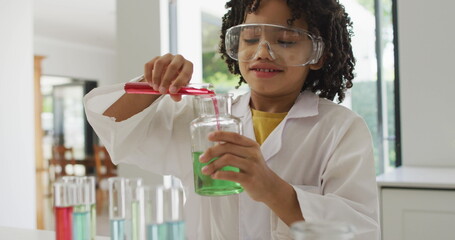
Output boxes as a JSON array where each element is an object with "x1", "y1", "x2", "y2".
[{"x1": 225, "y1": 24, "x2": 324, "y2": 67}]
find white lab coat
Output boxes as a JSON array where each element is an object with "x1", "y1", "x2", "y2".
[{"x1": 84, "y1": 83, "x2": 380, "y2": 240}]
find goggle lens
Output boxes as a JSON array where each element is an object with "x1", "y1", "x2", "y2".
[{"x1": 225, "y1": 24, "x2": 323, "y2": 67}]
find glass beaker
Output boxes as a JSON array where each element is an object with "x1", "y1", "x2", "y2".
[
  {"x1": 291, "y1": 221, "x2": 355, "y2": 240},
  {"x1": 190, "y1": 93, "x2": 243, "y2": 196}
]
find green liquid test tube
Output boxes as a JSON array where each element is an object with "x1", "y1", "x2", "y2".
[
  {"x1": 73, "y1": 205, "x2": 91, "y2": 240},
  {"x1": 73, "y1": 178, "x2": 92, "y2": 240},
  {"x1": 127, "y1": 178, "x2": 144, "y2": 240},
  {"x1": 81, "y1": 176, "x2": 97, "y2": 240}
]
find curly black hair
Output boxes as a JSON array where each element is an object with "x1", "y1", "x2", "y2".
[{"x1": 219, "y1": 0, "x2": 355, "y2": 103}]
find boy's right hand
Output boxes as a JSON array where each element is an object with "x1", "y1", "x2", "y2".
[{"x1": 144, "y1": 53, "x2": 194, "y2": 102}]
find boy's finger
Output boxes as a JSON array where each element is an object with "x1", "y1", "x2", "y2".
[
  {"x1": 170, "y1": 94, "x2": 182, "y2": 102},
  {"x1": 208, "y1": 131, "x2": 257, "y2": 147},
  {"x1": 151, "y1": 54, "x2": 174, "y2": 91},
  {"x1": 170, "y1": 61, "x2": 193, "y2": 93},
  {"x1": 160, "y1": 54, "x2": 185, "y2": 93},
  {"x1": 144, "y1": 56, "x2": 159, "y2": 88},
  {"x1": 201, "y1": 154, "x2": 249, "y2": 175},
  {"x1": 199, "y1": 142, "x2": 252, "y2": 163}
]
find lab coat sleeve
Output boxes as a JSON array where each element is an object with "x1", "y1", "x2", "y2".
[
  {"x1": 83, "y1": 83, "x2": 194, "y2": 178},
  {"x1": 271, "y1": 116, "x2": 380, "y2": 240}
]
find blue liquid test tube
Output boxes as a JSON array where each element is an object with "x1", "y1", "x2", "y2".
[
  {"x1": 109, "y1": 177, "x2": 127, "y2": 240},
  {"x1": 163, "y1": 187, "x2": 185, "y2": 240},
  {"x1": 143, "y1": 186, "x2": 167, "y2": 240}
]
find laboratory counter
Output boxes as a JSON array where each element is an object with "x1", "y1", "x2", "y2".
[{"x1": 0, "y1": 226, "x2": 110, "y2": 240}]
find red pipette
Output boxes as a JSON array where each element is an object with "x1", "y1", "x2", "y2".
[
  {"x1": 125, "y1": 82, "x2": 215, "y2": 95},
  {"x1": 124, "y1": 75, "x2": 214, "y2": 95}
]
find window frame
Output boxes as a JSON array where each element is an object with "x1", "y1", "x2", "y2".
[{"x1": 374, "y1": 0, "x2": 401, "y2": 171}]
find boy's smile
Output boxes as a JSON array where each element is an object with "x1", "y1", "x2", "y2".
[{"x1": 249, "y1": 62, "x2": 284, "y2": 79}]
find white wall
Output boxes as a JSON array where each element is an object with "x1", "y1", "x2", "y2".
[
  {"x1": 0, "y1": 0, "x2": 36, "y2": 228},
  {"x1": 398, "y1": 0, "x2": 455, "y2": 167},
  {"x1": 116, "y1": 0, "x2": 167, "y2": 82},
  {"x1": 176, "y1": 0, "x2": 203, "y2": 82},
  {"x1": 33, "y1": 0, "x2": 169, "y2": 211},
  {"x1": 115, "y1": 0, "x2": 166, "y2": 186},
  {"x1": 34, "y1": 36, "x2": 117, "y2": 86}
]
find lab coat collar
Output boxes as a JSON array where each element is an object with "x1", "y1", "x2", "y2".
[
  {"x1": 287, "y1": 90, "x2": 320, "y2": 119},
  {"x1": 232, "y1": 90, "x2": 320, "y2": 119},
  {"x1": 232, "y1": 90, "x2": 320, "y2": 161}
]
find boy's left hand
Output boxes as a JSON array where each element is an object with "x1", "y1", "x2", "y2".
[{"x1": 199, "y1": 131, "x2": 282, "y2": 203}]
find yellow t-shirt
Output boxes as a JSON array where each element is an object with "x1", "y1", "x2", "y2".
[{"x1": 251, "y1": 108, "x2": 288, "y2": 145}]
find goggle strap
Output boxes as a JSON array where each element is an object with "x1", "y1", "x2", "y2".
[{"x1": 310, "y1": 39, "x2": 324, "y2": 64}]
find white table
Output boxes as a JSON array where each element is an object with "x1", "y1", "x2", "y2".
[
  {"x1": 0, "y1": 226, "x2": 110, "y2": 240},
  {"x1": 376, "y1": 166, "x2": 455, "y2": 240},
  {"x1": 377, "y1": 166, "x2": 455, "y2": 189}
]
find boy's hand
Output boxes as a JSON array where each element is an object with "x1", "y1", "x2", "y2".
[
  {"x1": 199, "y1": 131, "x2": 282, "y2": 203},
  {"x1": 144, "y1": 53, "x2": 193, "y2": 102}
]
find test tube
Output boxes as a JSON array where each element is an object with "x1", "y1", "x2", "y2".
[
  {"x1": 81, "y1": 176, "x2": 97, "y2": 240},
  {"x1": 54, "y1": 181, "x2": 74, "y2": 240},
  {"x1": 144, "y1": 186, "x2": 167, "y2": 240},
  {"x1": 74, "y1": 177, "x2": 92, "y2": 240},
  {"x1": 109, "y1": 177, "x2": 127, "y2": 240},
  {"x1": 127, "y1": 178, "x2": 144, "y2": 240},
  {"x1": 164, "y1": 187, "x2": 185, "y2": 240}
]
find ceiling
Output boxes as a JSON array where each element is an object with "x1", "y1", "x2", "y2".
[
  {"x1": 34, "y1": 0, "x2": 116, "y2": 50},
  {"x1": 33, "y1": 0, "x2": 228, "y2": 52}
]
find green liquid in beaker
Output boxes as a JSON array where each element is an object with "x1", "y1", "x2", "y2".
[{"x1": 192, "y1": 151, "x2": 243, "y2": 196}]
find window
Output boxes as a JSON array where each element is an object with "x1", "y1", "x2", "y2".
[
  {"x1": 172, "y1": 0, "x2": 399, "y2": 175},
  {"x1": 340, "y1": 0, "x2": 398, "y2": 175},
  {"x1": 200, "y1": 1, "x2": 249, "y2": 96}
]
